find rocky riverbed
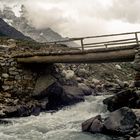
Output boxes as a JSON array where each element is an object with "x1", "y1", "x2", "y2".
[{"x1": 0, "y1": 38, "x2": 139, "y2": 140}]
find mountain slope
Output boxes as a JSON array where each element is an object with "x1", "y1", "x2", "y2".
[
  {"x1": 0, "y1": 5, "x2": 79, "y2": 47},
  {"x1": 0, "y1": 18, "x2": 32, "y2": 40}
]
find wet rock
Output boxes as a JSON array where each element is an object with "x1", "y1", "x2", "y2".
[
  {"x1": 90, "y1": 118, "x2": 104, "y2": 133},
  {"x1": 42, "y1": 82, "x2": 85, "y2": 110},
  {"x1": 103, "y1": 89, "x2": 138, "y2": 112},
  {"x1": 104, "y1": 107, "x2": 137, "y2": 135},
  {"x1": 31, "y1": 106, "x2": 41, "y2": 116},
  {"x1": 0, "y1": 119, "x2": 11, "y2": 124},
  {"x1": 3, "y1": 106, "x2": 30, "y2": 118},
  {"x1": 82, "y1": 115, "x2": 103, "y2": 133}
]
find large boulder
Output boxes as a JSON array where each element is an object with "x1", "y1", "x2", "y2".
[
  {"x1": 44, "y1": 82, "x2": 85, "y2": 109},
  {"x1": 78, "y1": 83, "x2": 92, "y2": 96},
  {"x1": 82, "y1": 115, "x2": 103, "y2": 133},
  {"x1": 104, "y1": 107, "x2": 137, "y2": 135},
  {"x1": 33, "y1": 74, "x2": 56, "y2": 98},
  {"x1": 103, "y1": 89, "x2": 138, "y2": 112}
]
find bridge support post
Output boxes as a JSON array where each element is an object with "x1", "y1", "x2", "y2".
[{"x1": 133, "y1": 46, "x2": 140, "y2": 87}]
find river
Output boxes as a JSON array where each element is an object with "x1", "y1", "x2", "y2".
[{"x1": 0, "y1": 96, "x2": 122, "y2": 140}]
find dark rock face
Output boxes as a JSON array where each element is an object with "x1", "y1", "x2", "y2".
[
  {"x1": 0, "y1": 18, "x2": 31, "y2": 40},
  {"x1": 82, "y1": 107, "x2": 138, "y2": 138},
  {"x1": 45, "y1": 82, "x2": 85, "y2": 109},
  {"x1": 0, "y1": 100, "x2": 42, "y2": 118},
  {"x1": 104, "y1": 107, "x2": 136, "y2": 135},
  {"x1": 34, "y1": 82, "x2": 85, "y2": 110},
  {"x1": 103, "y1": 90, "x2": 138, "y2": 112},
  {"x1": 0, "y1": 119, "x2": 11, "y2": 124},
  {"x1": 82, "y1": 115, "x2": 103, "y2": 133}
]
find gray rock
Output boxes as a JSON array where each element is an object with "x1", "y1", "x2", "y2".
[
  {"x1": 40, "y1": 82, "x2": 85, "y2": 109},
  {"x1": 77, "y1": 68, "x2": 88, "y2": 77},
  {"x1": 104, "y1": 107, "x2": 137, "y2": 135},
  {"x1": 129, "y1": 137, "x2": 135, "y2": 140},
  {"x1": 78, "y1": 83, "x2": 92, "y2": 96},
  {"x1": 2, "y1": 85, "x2": 10, "y2": 91},
  {"x1": 82, "y1": 115, "x2": 103, "y2": 133},
  {"x1": 15, "y1": 75, "x2": 21, "y2": 80},
  {"x1": 135, "y1": 136, "x2": 140, "y2": 140},
  {"x1": 103, "y1": 89, "x2": 138, "y2": 112},
  {"x1": 33, "y1": 74, "x2": 56, "y2": 97},
  {"x1": 9, "y1": 71, "x2": 19, "y2": 76},
  {"x1": 90, "y1": 118, "x2": 103, "y2": 133},
  {"x1": 2, "y1": 73, "x2": 9, "y2": 78},
  {"x1": 9, "y1": 67, "x2": 16, "y2": 71},
  {"x1": 62, "y1": 70, "x2": 75, "y2": 80}
]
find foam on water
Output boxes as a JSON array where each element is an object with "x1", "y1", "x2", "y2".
[{"x1": 0, "y1": 96, "x2": 113, "y2": 140}]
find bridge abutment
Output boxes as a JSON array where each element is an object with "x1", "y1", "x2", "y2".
[{"x1": 133, "y1": 48, "x2": 140, "y2": 87}]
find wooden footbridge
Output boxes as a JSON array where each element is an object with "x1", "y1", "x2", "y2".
[{"x1": 16, "y1": 31, "x2": 140, "y2": 64}]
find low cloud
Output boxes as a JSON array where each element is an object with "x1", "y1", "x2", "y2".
[{"x1": 1, "y1": 0, "x2": 140, "y2": 37}]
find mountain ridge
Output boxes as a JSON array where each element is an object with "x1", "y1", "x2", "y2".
[
  {"x1": 0, "y1": 5, "x2": 79, "y2": 47},
  {"x1": 0, "y1": 18, "x2": 32, "y2": 40}
]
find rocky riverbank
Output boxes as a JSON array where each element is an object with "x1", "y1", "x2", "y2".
[{"x1": 82, "y1": 88, "x2": 140, "y2": 140}]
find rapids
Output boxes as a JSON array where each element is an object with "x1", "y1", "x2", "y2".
[{"x1": 0, "y1": 96, "x2": 121, "y2": 140}]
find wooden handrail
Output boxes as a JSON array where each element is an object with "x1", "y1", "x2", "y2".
[
  {"x1": 46, "y1": 31, "x2": 140, "y2": 52},
  {"x1": 84, "y1": 38, "x2": 136, "y2": 46}
]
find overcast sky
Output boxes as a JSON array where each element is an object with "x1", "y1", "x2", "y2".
[{"x1": 1, "y1": 0, "x2": 140, "y2": 37}]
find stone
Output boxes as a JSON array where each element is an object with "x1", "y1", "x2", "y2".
[
  {"x1": 132, "y1": 109, "x2": 140, "y2": 119},
  {"x1": 2, "y1": 73, "x2": 9, "y2": 79},
  {"x1": 77, "y1": 68, "x2": 88, "y2": 77},
  {"x1": 15, "y1": 75, "x2": 21, "y2": 80},
  {"x1": 9, "y1": 67, "x2": 16, "y2": 71},
  {"x1": 39, "y1": 82, "x2": 85, "y2": 110},
  {"x1": 129, "y1": 137, "x2": 135, "y2": 140},
  {"x1": 115, "y1": 79, "x2": 129, "y2": 88},
  {"x1": 103, "y1": 89, "x2": 138, "y2": 112},
  {"x1": 2, "y1": 85, "x2": 10, "y2": 91},
  {"x1": 23, "y1": 75, "x2": 33, "y2": 80},
  {"x1": 39, "y1": 98, "x2": 48, "y2": 110},
  {"x1": 9, "y1": 71, "x2": 19, "y2": 76},
  {"x1": 90, "y1": 118, "x2": 103, "y2": 133},
  {"x1": 133, "y1": 54, "x2": 140, "y2": 71},
  {"x1": 104, "y1": 107, "x2": 137, "y2": 135},
  {"x1": 78, "y1": 83, "x2": 92, "y2": 96},
  {"x1": 0, "y1": 119, "x2": 11, "y2": 124},
  {"x1": 62, "y1": 70, "x2": 75, "y2": 80},
  {"x1": 10, "y1": 62, "x2": 17, "y2": 66},
  {"x1": 92, "y1": 78, "x2": 100, "y2": 85},
  {"x1": 33, "y1": 74, "x2": 56, "y2": 97},
  {"x1": 135, "y1": 136, "x2": 140, "y2": 140},
  {"x1": 82, "y1": 115, "x2": 103, "y2": 133},
  {"x1": 76, "y1": 77, "x2": 83, "y2": 82},
  {"x1": 0, "y1": 63, "x2": 5, "y2": 66},
  {"x1": 115, "y1": 64, "x2": 122, "y2": 70}
]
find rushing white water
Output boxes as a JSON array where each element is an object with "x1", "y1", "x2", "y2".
[{"x1": 0, "y1": 96, "x2": 114, "y2": 140}]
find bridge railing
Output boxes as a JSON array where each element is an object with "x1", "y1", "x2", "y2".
[{"x1": 47, "y1": 31, "x2": 140, "y2": 52}]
